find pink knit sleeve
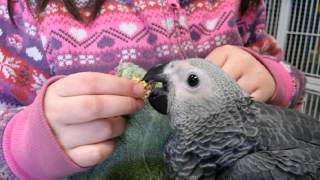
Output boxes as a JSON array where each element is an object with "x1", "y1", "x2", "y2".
[
  {"x1": 3, "y1": 77, "x2": 87, "y2": 180},
  {"x1": 0, "y1": 0, "x2": 86, "y2": 179},
  {"x1": 238, "y1": 0, "x2": 306, "y2": 108}
]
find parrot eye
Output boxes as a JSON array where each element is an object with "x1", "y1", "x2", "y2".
[{"x1": 187, "y1": 74, "x2": 199, "y2": 87}]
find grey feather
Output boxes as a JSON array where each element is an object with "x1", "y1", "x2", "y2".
[{"x1": 145, "y1": 58, "x2": 320, "y2": 180}]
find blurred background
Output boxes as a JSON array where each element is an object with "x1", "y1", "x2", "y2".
[{"x1": 265, "y1": 0, "x2": 320, "y2": 120}]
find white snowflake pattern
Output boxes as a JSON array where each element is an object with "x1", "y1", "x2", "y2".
[
  {"x1": 79, "y1": 55, "x2": 95, "y2": 64},
  {"x1": 214, "y1": 35, "x2": 227, "y2": 46},
  {"x1": 182, "y1": 41, "x2": 194, "y2": 51},
  {"x1": 134, "y1": 0, "x2": 147, "y2": 10},
  {"x1": 197, "y1": 41, "x2": 211, "y2": 52},
  {"x1": 31, "y1": 72, "x2": 47, "y2": 93},
  {"x1": 0, "y1": 51, "x2": 20, "y2": 80},
  {"x1": 156, "y1": 45, "x2": 170, "y2": 57},
  {"x1": 26, "y1": 47, "x2": 43, "y2": 61},
  {"x1": 171, "y1": 45, "x2": 180, "y2": 54},
  {"x1": 24, "y1": 22, "x2": 37, "y2": 37},
  {"x1": 56, "y1": 54, "x2": 73, "y2": 67},
  {"x1": 45, "y1": 3, "x2": 58, "y2": 14},
  {"x1": 7, "y1": 34, "x2": 23, "y2": 50},
  {"x1": 121, "y1": 49, "x2": 137, "y2": 60},
  {"x1": 0, "y1": 28, "x2": 3, "y2": 37},
  {"x1": 117, "y1": 4, "x2": 129, "y2": 12},
  {"x1": 148, "y1": 1, "x2": 156, "y2": 6},
  {"x1": 0, "y1": 5, "x2": 9, "y2": 20}
]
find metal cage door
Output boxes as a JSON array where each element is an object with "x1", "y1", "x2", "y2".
[{"x1": 265, "y1": 0, "x2": 320, "y2": 120}]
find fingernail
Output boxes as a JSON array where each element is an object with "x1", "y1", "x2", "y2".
[{"x1": 133, "y1": 84, "x2": 145, "y2": 97}]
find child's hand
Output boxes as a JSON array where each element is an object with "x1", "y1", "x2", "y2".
[
  {"x1": 44, "y1": 72, "x2": 145, "y2": 167},
  {"x1": 207, "y1": 45, "x2": 276, "y2": 102}
]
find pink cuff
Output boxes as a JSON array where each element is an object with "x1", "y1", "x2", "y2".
[
  {"x1": 242, "y1": 47, "x2": 293, "y2": 107},
  {"x1": 3, "y1": 76, "x2": 86, "y2": 180}
]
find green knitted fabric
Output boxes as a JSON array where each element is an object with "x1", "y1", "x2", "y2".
[{"x1": 68, "y1": 63, "x2": 171, "y2": 180}]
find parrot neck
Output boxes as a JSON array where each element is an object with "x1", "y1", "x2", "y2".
[
  {"x1": 171, "y1": 96, "x2": 255, "y2": 134},
  {"x1": 170, "y1": 96, "x2": 259, "y2": 170}
]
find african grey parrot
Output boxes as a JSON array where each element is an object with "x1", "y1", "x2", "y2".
[{"x1": 143, "y1": 58, "x2": 320, "y2": 180}]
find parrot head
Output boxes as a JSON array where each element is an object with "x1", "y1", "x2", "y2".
[{"x1": 143, "y1": 58, "x2": 245, "y2": 128}]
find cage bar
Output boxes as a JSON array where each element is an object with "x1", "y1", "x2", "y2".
[{"x1": 265, "y1": 0, "x2": 320, "y2": 121}]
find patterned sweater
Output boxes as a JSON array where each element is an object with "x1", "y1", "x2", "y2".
[{"x1": 0, "y1": 0, "x2": 305, "y2": 179}]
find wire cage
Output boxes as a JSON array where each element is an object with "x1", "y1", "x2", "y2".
[{"x1": 265, "y1": 0, "x2": 320, "y2": 120}]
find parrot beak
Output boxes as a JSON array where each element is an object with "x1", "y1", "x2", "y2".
[{"x1": 143, "y1": 63, "x2": 169, "y2": 115}]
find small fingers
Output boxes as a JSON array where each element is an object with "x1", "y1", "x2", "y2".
[
  {"x1": 49, "y1": 95, "x2": 144, "y2": 124},
  {"x1": 237, "y1": 76, "x2": 258, "y2": 95},
  {"x1": 250, "y1": 90, "x2": 266, "y2": 102},
  {"x1": 207, "y1": 45, "x2": 275, "y2": 103},
  {"x1": 59, "y1": 117, "x2": 126, "y2": 148},
  {"x1": 238, "y1": 74, "x2": 275, "y2": 102},
  {"x1": 67, "y1": 140, "x2": 115, "y2": 167},
  {"x1": 206, "y1": 47, "x2": 228, "y2": 68},
  {"x1": 108, "y1": 116, "x2": 128, "y2": 138},
  {"x1": 250, "y1": 86, "x2": 275, "y2": 102},
  {"x1": 221, "y1": 60, "x2": 244, "y2": 81},
  {"x1": 50, "y1": 72, "x2": 145, "y2": 98}
]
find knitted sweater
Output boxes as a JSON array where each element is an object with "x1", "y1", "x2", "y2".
[{"x1": 0, "y1": 0, "x2": 305, "y2": 179}]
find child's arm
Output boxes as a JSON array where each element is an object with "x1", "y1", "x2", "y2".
[
  {"x1": 0, "y1": 2, "x2": 146, "y2": 179},
  {"x1": 0, "y1": 1, "x2": 85, "y2": 179},
  {"x1": 238, "y1": 0, "x2": 305, "y2": 108}
]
